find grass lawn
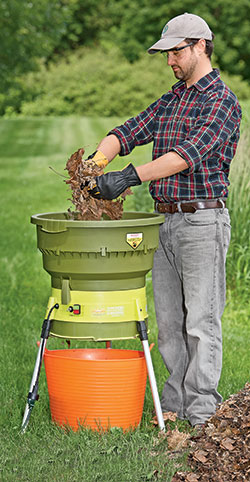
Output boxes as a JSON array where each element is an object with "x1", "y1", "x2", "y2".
[{"x1": 0, "y1": 115, "x2": 249, "y2": 481}]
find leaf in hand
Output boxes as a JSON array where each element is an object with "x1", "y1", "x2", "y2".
[{"x1": 65, "y1": 147, "x2": 132, "y2": 220}]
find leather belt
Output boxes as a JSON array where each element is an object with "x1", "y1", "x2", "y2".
[{"x1": 155, "y1": 199, "x2": 226, "y2": 214}]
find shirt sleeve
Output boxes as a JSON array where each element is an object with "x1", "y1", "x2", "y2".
[
  {"x1": 172, "y1": 93, "x2": 242, "y2": 175},
  {"x1": 108, "y1": 98, "x2": 161, "y2": 156}
]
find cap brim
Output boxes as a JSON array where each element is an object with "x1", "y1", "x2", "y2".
[{"x1": 148, "y1": 37, "x2": 185, "y2": 54}]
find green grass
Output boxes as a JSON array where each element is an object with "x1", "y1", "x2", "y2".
[{"x1": 0, "y1": 114, "x2": 249, "y2": 481}]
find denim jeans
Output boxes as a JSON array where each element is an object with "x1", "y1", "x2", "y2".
[{"x1": 152, "y1": 207, "x2": 231, "y2": 425}]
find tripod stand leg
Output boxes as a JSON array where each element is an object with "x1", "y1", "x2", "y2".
[
  {"x1": 21, "y1": 337, "x2": 47, "y2": 433},
  {"x1": 21, "y1": 303, "x2": 59, "y2": 433},
  {"x1": 137, "y1": 321, "x2": 165, "y2": 431}
]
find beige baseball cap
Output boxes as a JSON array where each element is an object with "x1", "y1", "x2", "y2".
[{"x1": 148, "y1": 13, "x2": 212, "y2": 54}]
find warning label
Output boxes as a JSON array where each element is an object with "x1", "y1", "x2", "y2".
[{"x1": 126, "y1": 232, "x2": 143, "y2": 249}]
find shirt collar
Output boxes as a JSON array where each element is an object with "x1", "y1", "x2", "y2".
[{"x1": 172, "y1": 68, "x2": 221, "y2": 95}]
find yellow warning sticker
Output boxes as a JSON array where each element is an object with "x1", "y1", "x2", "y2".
[{"x1": 126, "y1": 232, "x2": 143, "y2": 249}]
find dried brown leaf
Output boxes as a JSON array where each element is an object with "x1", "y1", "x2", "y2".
[
  {"x1": 192, "y1": 450, "x2": 208, "y2": 463},
  {"x1": 65, "y1": 147, "x2": 131, "y2": 220},
  {"x1": 167, "y1": 427, "x2": 190, "y2": 451},
  {"x1": 220, "y1": 437, "x2": 235, "y2": 451},
  {"x1": 151, "y1": 411, "x2": 177, "y2": 426},
  {"x1": 186, "y1": 474, "x2": 200, "y2": 482},
  {"x1": 163, "y1": 411, "x2": 178, "y2": 422},
  {"x1": 172, "y1": 383, "x2": 250, "y2": 481}
]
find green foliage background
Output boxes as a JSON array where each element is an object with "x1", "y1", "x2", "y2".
[
  {"x1": 0, "y1": 0, "x2": 71, "y2": 89},
  {"x1": 1, "y1": 0, "x2": 250, "y2": 117},
  {"x1": 3, "y1": 47, "x2": 250, "y2": 118}
]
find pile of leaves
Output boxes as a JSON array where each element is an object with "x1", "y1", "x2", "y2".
[
  {"x1": 65, "y1": 148, "x2": 131, "y2": 220},
  {"x1": 171, "y1": 383, "x2": 250, "y2": 481}
]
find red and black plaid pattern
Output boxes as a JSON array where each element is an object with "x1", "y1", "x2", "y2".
[{"x1": 109, "y1": 69, "x2": 242, "y2": 202}]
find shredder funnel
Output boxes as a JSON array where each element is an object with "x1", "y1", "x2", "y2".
[{"x1": 31, "y1": 211, "x2": 164, "y2": 340}]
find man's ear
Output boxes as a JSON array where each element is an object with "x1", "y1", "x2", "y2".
[{"x1": 195, "y1": 39, "x2": 206, "y2": 55}]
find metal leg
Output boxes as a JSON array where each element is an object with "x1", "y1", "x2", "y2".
[
  {"x1": 137, "y1": 321, "x2": 165, "y2": 431},
  {"x1": 21, "y1": 303, "x2": 59, "y2": 433},
  {"x1": 21, "y1": 336, "x2": 48, "y2": 433}
]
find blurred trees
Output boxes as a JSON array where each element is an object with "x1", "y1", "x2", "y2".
[
  {"x1": 0, "y1": 0, "x2": 72, "y2": 90},
  {"x1": 3, "y1": 47, "x2": 249, "y2": 118},
  {"x1": 111, "y1": 0, "x2": 250, "y2": 83},
  {"x1": 0, "y1": 0, "x2": 249, "y2": 105},
  {"x1": 55, "y1": 0, "x2": 250, "y2": 82}
]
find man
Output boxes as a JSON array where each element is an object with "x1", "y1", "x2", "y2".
[{"x1": 86, "y1": 13, "x2": 242, "y2": 427}]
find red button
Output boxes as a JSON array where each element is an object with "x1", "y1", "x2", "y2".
[{"x1": 73, "y1": 304, "x2": 81, "y2": 315}]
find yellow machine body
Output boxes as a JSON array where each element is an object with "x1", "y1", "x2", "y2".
[{"x1": 47, "y1": 286, "x2": 147, "y2": 341}]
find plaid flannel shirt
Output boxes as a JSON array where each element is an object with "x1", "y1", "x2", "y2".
[{"x1": 109, "y1": 69, "x2": 242, "y2": 203}]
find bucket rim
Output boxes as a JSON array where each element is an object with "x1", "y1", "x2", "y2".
[
  {"x1": 31, "y1": 211, "x2": 165, "y2": 228},
  {"x1": 44, "y1": 347, "x2": 146, "y2": 361}
]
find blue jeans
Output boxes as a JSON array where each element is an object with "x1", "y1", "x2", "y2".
[{"x1": 152, "y1": 207, "x2": 231, "y2": 425}]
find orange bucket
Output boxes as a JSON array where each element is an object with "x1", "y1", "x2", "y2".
[{"x1": 43, "y1": 348, "x2": 148, "y2": 431}]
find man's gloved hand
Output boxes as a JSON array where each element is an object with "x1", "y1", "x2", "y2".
[
  {"x1": 87, "y1": 150, "x2": 109, "y2": 169},
  {"x1": 88, "y1": 163, "x2": 142, "y2": 200}
]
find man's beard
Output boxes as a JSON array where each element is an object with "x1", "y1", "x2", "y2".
[{"x1": 172, "y1": 56, "x2": 197, "y2": 82}]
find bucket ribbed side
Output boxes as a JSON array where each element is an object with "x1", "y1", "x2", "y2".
[{"x1": 44, "y1": 349, "x2": 147, "y2": 431}]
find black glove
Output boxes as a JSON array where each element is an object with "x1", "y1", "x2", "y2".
[{"x1": 88, "y1": 163, "x2": 142, "y2": 200}]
